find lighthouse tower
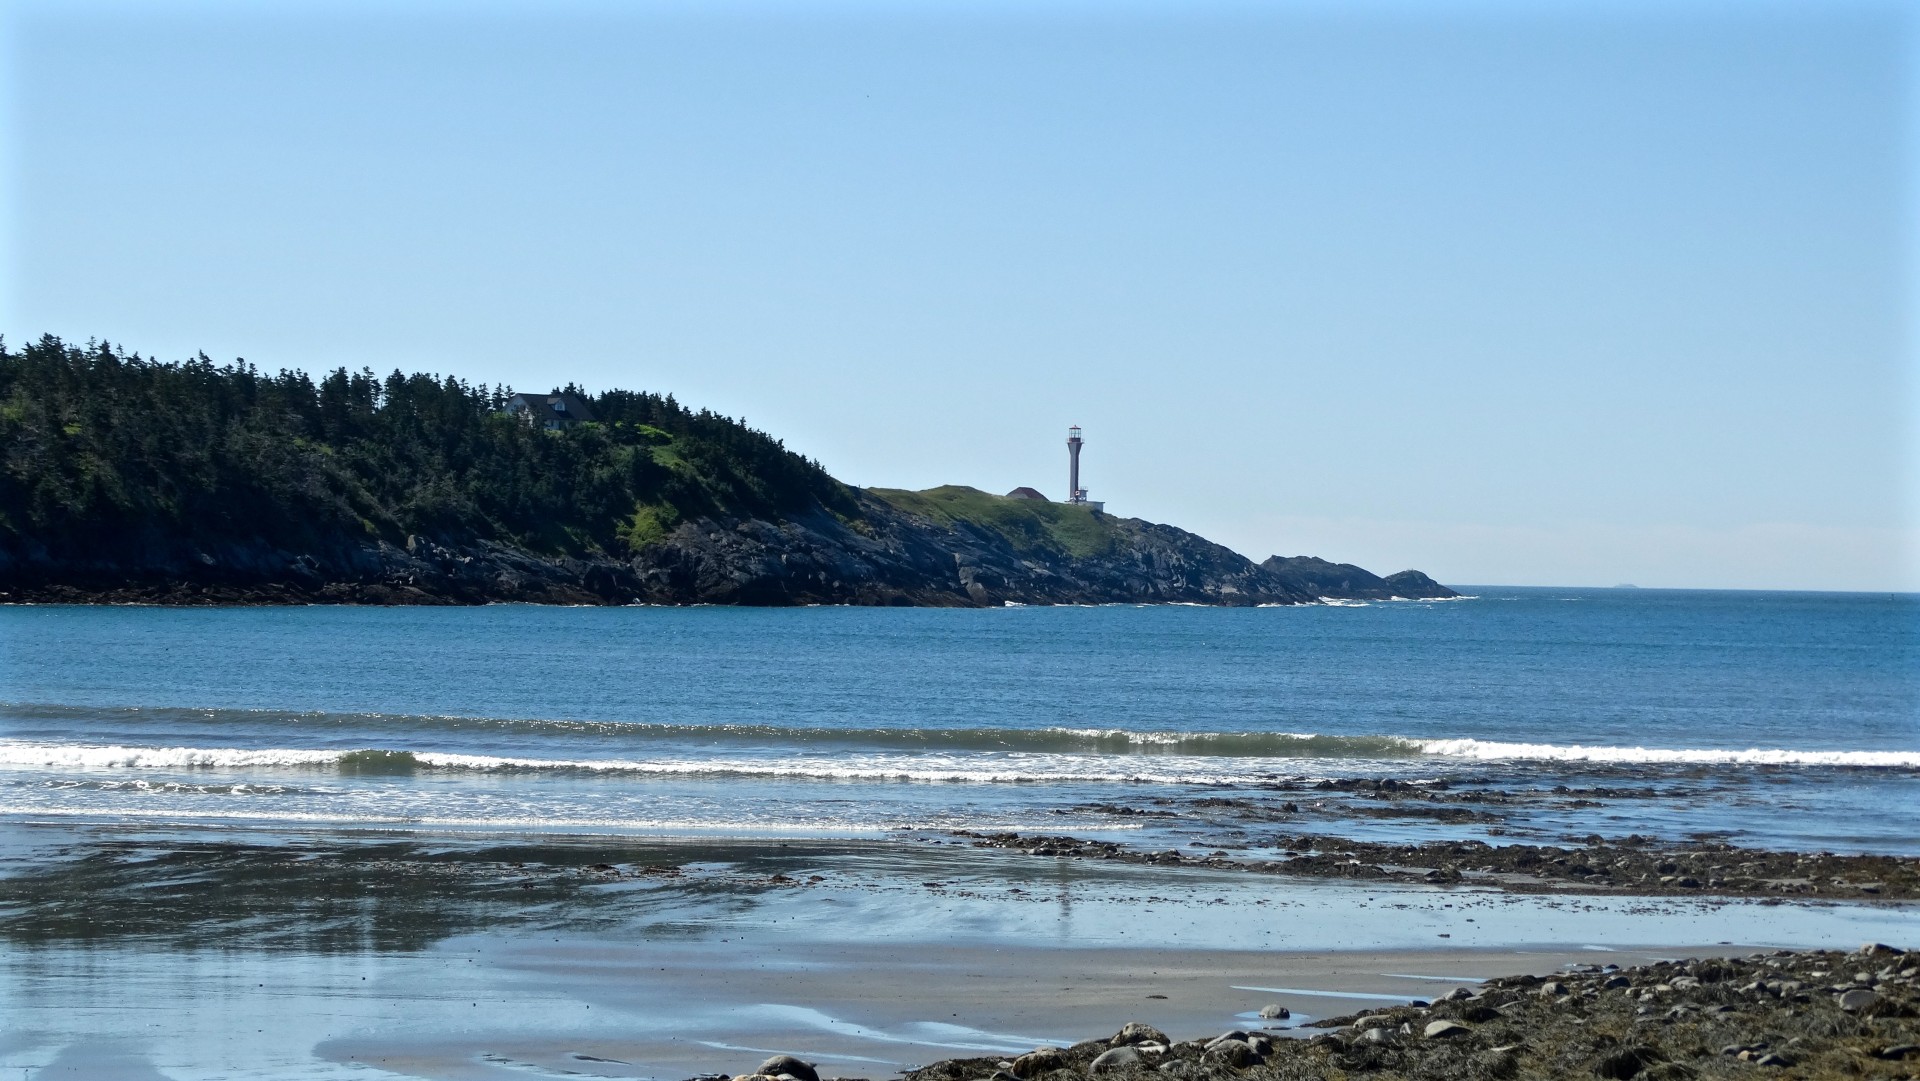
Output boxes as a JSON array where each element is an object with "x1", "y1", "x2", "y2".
[
  {"x1": 1065, "y1": 427, "x2": 1102, "y2": 510},
  {"x1": 1067, "y1": 426, "x2": 1085, "y2": 503}
]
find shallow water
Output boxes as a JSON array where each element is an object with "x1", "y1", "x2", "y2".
[{"x1": 2, "y1": 588, "x2": 1915, "y2": 851}]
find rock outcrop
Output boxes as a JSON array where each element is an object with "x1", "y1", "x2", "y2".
[
  {"x1": 1260, "y1": 556, "x2": 1455, "y2": 600},
  {"x1": 0, "y1": 488, "x2": 1456, "y2": 608}
]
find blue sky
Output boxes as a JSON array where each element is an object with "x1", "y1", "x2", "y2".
[{"x1": 3, "y1": 0, "x2": 1914, "y2": 590}]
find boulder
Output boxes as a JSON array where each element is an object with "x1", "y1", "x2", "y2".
[
  {"x1": 1838, "y1": 989, "x2": 1878, "y2": 1012},
  {"x1": 758, "y1": 1057, "x2": 819, "y2": 1081},
  {"x1": 1088, "y1": 1047, "x2": 1141, "y2": 1074},
  {"x1": 1203, "y1": 1032, "x2": 1248, "y2": 1048},
  {"x1": 1201, "y1": 1040, "x2": 1259, "y2": 1068},
  {"x1": 1010, "y1": 1048, "x2": 1066, "y2": 1078},
  {"x1": 1257, "y1": 1003, "x2": 1290, "y2": 1019},
  {"x1": 1424, "y1": 1020, "x2": 1471, "y2": 1039},
  {"x1": 1109, "y1": 1023, "x2": 1169, "y2": 1047}
]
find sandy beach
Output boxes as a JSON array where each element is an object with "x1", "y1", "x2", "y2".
[{"x1": 4, "y1": 825, "x2": 1915, "y2": 1078}]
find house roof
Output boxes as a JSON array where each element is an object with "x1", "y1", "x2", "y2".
[
  {"x1": 507, "y1": 391, "x2": 596, "y2": 423},
  {"x1": 1005, "y1": 486, "x2": 1050, "y2": 501}
]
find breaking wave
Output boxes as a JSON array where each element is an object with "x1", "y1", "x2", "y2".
[
  {"x1": 1415, "y1": 738, "x2": 1920, "y2": 768},
  {"x1": 0, "y1": 706, "x2": 1421, "y2": 757},
  {"x1": 10, "y1": 706, "x2": 1910, "y2": 768},
  {"x1": 1, "y1": 735, "x2": 1914, "y2": 782}
]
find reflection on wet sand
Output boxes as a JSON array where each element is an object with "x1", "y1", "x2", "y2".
[{"x1": 3, "y1": 822, "x2": 1916, "y2": 1078}]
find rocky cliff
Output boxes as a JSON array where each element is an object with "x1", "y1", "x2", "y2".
[
  {"x1": 2, "y1": 487, "x2": 1456, "y2": 607},
  {"x1": 1259, "y1": 556, "x2": 1455, "y2": 600}
]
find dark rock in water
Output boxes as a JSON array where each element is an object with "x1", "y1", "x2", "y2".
[
  {"x1": 1256, "y1": 1003, "x2": 1290, "y2": 1019},
  {"x1": 757, "y1": 1056, "x2": 819, "y2": 1081},
  {"x1": 1109, "y1": 1023, "x2": 1168, "y2": 1047},
  {"x1": 1087, "y1": 1047, "x2": 1141, "y2": 1074},
  {"x1": 1382, "y1": 569, "x2": 1453, "y2": 598},
  {"x1": 1257, "y1": 556, "x2": 1458, "y2": 601},
  {"x1": 948, "y1": 825, "x2": 1920, "y2": 901}
]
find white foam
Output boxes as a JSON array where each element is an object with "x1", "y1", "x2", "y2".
[
  {"x1": 0, "y1": 801, "x2": 894, "y2": 833},
  {"x1": 1417, "y1": 738, "x2": 1920, "y2": 768},
  {"x1": 0, "y1": 739, "x2": 1262, "y2": 785},
  {"x1": 0, "y1": 742, "x2": 342, "y2": 769},
  {"x1": 3, "y1": 734, "x2": 1911, "y2": 787}
]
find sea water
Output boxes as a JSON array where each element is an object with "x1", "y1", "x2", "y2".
[
  {"x1": 3, "y1": 587, "x2": 1919, "y2": 1078},
  {"x1": 2, "y1": 587, "x2": 1914, "y2": 853}
]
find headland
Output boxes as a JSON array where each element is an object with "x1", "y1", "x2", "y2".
[{"x1": 0, "y1": 336, "x2": 1451, "y2": 606}]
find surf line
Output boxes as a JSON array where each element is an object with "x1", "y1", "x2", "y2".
[{"x1": 1231, "y1": 985, "x2": 1427, "y2": 1002}]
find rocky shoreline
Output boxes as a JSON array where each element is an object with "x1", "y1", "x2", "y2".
[
  {"x1": 0, "y1": 490, "x2": 1454, "y2": 608},
  {"x1": 937, "y1": 830, "x2": 1920, "y2": 901},
  {"x1": 710, "y1": 947, "x2": 1918, "y2": 1081}
]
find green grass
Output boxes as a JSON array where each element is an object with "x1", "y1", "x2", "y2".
[
  {"x1": 617, "y1": 502, "x2": 681, "y2": 551},
  {"x1": 869, "y1": 485, "x2": 1119, "y2": 559}
]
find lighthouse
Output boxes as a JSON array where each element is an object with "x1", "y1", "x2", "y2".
[
  {"x1": 1067, "y1": 426, "x2": 1084, "y2": 502},
  {"x1": 1066, "y1": 427, "x2": 1102, "y2": 511}
]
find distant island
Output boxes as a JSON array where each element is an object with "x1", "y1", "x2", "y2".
[{"x1": 0, "y1": 336, "x2": 1454, "y2": 607}]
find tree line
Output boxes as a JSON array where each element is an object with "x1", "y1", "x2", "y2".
[{"x1": 0, "y1": 334, "x2": 853, "y2": 563}]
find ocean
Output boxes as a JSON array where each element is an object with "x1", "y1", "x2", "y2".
[
  {"x1": 4, "y1": 586, "x2": 1918, "y2": 1078},
  {"x1": 2, "y1": 587, "x2": 1915, "y2": 854}
]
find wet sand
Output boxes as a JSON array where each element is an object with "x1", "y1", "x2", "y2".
[
  {"x1": 3, "y1": 824, "x2": 1916, "y2": 1078},
  {"x1": 315, "y1": 940, "x2": 1743, "y2": 1079}
]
